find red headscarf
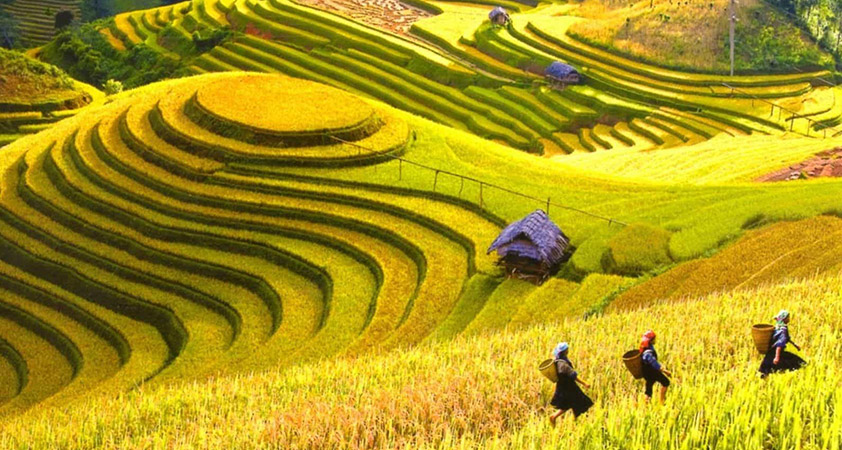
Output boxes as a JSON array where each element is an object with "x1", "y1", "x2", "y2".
[{"x1": 639, "y1": 330, "x2": 656, "y2": 353}]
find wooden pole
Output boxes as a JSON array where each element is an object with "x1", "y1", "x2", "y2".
[
  {"x1": 433, "y1": 170, "x2": 439, "y2": 191},
  {"x1": 398, "y1": 159, "x2": 402, "y2": 181},
  {"x1": 479, "y1": 182, "x2": 484, "y2": 209},
  {"x1": 729, "y1": 0, "x2": 736, "y2": 77},
  {"x1": 546, "y1": 197, "x2": 551, "y2": 215}
]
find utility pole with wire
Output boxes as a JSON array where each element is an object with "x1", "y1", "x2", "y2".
[{"x1": 729, "y1": 0, "x2": 736, "y2": 76}]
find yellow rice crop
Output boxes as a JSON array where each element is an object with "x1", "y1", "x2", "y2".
[{"x1": 2, "y1": 273, "x2": 840, "y2": 449}]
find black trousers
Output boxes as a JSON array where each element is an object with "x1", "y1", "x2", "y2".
[{"x1": 643, "y1": 367, "x2": 670, "y2": 397}]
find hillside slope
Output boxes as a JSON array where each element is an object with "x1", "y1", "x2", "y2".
[
  {"x1": 0, "y1": 48, "x2": 99, "y2": 146},
  {"x1": 2, "y1": 271, "x2": 839, "y2": 448}
]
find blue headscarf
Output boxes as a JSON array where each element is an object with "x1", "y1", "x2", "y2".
[
  {"x1": 553, "y1": 342, "x2": 569, "y2": 360},
  {"x1": 774, "y1": 309, "x2": 789, "y2": 330}
]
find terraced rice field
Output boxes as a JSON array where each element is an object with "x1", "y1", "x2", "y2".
[
  {"x1": 0, "y1": 72, "x2": 517, "y2": 413},
  {"x1": 3, "y1": 69, "x2": 842, "y2": 419},
  {"x1": 101, "y1": 0, "x2": 842, "y2": 157},
  {"x1": 0, "y1": 0, "x2": 80, "y2": 46}
]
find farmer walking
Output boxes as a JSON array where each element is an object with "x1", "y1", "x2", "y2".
[
  {"x1": 758, "y1": 309, "x2": 806, "y2": 378},
  {"x1": 548, "y1": 342, "x2": 593, "y2": 425},
  {"x1": 640, "y1": 330, "x2": 671, "y2": 404}
]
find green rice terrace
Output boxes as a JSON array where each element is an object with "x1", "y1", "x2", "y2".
[{"x1": 0, "y1": 0, "x2": 842, "y2": 447}]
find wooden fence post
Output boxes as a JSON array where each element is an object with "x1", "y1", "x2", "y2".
[
  {"x1": 546, "y1": 197, "x2": 551, "y2": 214},
  {"x1": 479, "y1": 182, "x2": 484, "y2": 209},
  {"x1": 433, "y1": 170, "x2": 439, "y2": 191},
  {"x1": 398, "y1": 159, "x2": 402, "y2": 180}
]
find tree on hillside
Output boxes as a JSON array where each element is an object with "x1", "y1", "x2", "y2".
[
  {"x1": 832, "y1": 0, "x2": 842, "y2": 51},
  {"x1": 0, "y1": 10, "x2": 20, "y2": 49},
  {"x1": 55, "y1": 10, "x2": 75, "y2": 30}
]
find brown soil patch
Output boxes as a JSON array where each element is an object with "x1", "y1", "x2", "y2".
[
  {"x1": 757, "y1": 148, "x2": 842, "y2": 182},
  {"x1": 295, "y1": 0, "x2": 432, "y2": 34}
]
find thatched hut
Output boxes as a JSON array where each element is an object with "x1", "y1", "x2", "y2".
[
  {"x1": 487, "y1": 209, "x2": 570, "y2": 285},
  {"x1": 488, "y1": 6, "x2": 510, "y2": 26},
  {"x1": 545, "y1": 61, "x2": 581, "y2": 88}
]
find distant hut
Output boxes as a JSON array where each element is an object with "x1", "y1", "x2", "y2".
[
  {"x1": 545, "y1": 61, "x2": 581, "y2": 88},
  {"x1": 487, "y1": 209, "x2": 571, "y2": 285},
  {"x1": 488, "y1": 6, "x2": 510, "y2": 26}
]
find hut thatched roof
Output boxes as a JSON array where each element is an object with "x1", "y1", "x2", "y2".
[
  {"x1": 487, "y1": 209, "x2": 570, "y2": 266},
  {"x1": 489, "y1": 6, "x2": 509, "y2": 21},
  {"x1": 545, "y1": 61, "x2": 578, "y2": 79}
]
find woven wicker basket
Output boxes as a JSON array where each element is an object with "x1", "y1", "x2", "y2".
[
  {"x1": 623, "y1": 349, "x2": 643, "y2": 379},
  {"x1": 752, "y1": 324, "x2": 775, "y2": 354},
  {"x1": 539, "y1": 359, "x2": 558, "y2": 383}
]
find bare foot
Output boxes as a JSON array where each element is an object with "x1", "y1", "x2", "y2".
[{"x1": 549, "y1": 414, "x2": 557, "y2": 426}]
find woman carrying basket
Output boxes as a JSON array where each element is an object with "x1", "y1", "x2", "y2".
[
  {"x1": 758, "y1": 309, "x2": 806, "y2": 378},
  {"x1": 548, "y1": 342, "x2": 593, "y2": 425},
  {"x1": 640, "y1": 330, "x2": 671, "y2": 404}
]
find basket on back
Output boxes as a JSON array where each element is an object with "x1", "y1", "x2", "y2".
[
  {"x1": 539, "y1": 359, "x2": 558, "y2": 383},
  {"x1": 623, "y1": 350, "x2": 643, "y2": 379},
  {"x1": 752, "y1": 324, "x2": 775, "y2": 354}
]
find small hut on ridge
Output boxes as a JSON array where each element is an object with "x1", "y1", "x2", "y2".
[
  {"x1": 487, "y1": 209, "x2": 570, "y2": 285},
  {"x1": 488, "y1": 6, "x2": 510, "y2": 25},
  {"x1": 545, "y1": 61, "x2": 581, "y2": 88}
]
